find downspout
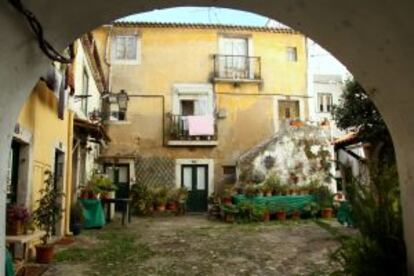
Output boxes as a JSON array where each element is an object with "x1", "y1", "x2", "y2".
[
  {"x1": 104, "y1": 25, "x2": 113, "y2": 92},
  {"x1": 65, "y1": 110, "x2": 74, "y2": 235}
]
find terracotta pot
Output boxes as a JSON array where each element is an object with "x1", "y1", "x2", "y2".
[
  {"x1": 7, "y1": 220, "x2": 24, "y2": 236},
  {"x1": 263, "y1": 212, "x2": 270, "y2": 222},
  {"x1": 276, "y1": 211, "x2": 286, "y2": 221},
  {"x1": 36, "y1": 244, "x2": 54, "y2": 264},
  {"x1": 292, "y1": 211, "x2": 301, "y2": 220},
  {"x1": 222, "y1": 197, "x2": 232, "y2": 205},
  {"x1": 166, "y1": 202, "x2": 177, "y2": 211},
  {"x1": 321, "y1": 208, "x2": 333, "y2": 219},
  {"x1": 156, "y1": 203, "x2": 166, "y2": 212}
]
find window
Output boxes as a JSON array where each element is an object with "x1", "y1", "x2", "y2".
[
  {"x1": 318, "y1": 93, "x2": 333, "y2": 113},
  {"x1": 223, "y1": 166, "x2": 236, "y2": 184},
  {"x1": 278, "y1": 100, "x2": 300, "y2": 120},
  {"x1": 219, "y1": 37, "x2": 252, "y2": 79},
  {"x1": 112, "y1": 35, "x2": 139, "y2": 62},
  {"x1": 287, "y1": 47, "x2": 298, "y2": 62},
  {"x1": 81, "y1": 68, "x2": 89, "y2": 116},
  {"x1": 180, "y1": 100, "x2": 195, "y2": 116}
]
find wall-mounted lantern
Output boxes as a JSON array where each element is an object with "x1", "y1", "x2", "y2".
[{"x1": 100, "y1": 89, "x2": 130, "y2": 121}]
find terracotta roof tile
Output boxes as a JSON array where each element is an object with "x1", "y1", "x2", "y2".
[{"x1": 113, "y1": 21, "x2": 300, "y2": 34}]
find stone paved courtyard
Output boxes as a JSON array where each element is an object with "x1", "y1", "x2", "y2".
[{"x1": 45, "y1": 215, "x2": 351, "y2": 276}]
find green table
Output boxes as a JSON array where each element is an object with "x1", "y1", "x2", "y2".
[
  {"x1": 6, "y1": 249, "x2": 14, "y2": 276},
  {"x1": 233, "y1": 194, "x2": 315, "y2": 214},
  {"x1": 80, "y1": 199, "x2": 106, "y2": 229}
]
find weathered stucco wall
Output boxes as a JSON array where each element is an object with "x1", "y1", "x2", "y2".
[
  {"x1": 238, "y1": 124, "x2": 335, "y2": 191},
  {"x1": 16, "y1": 82, "x2": 73, "y2": 236},
  {"x1": 97, "y1": 24, "x2": 308, "y2": 191}
]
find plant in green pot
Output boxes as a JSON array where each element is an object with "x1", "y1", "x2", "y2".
[
  {"x1": 70, "y1": 201, "x2": 84, "y2": 236},
  {"x1": 33, "y1": 170, "x2": 64, "y2": 264}
]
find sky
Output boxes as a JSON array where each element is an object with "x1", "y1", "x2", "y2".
[
  {"x1": 120, "y1": 7, "x2": 349, "y2": 78},
  {"x1": 120, "y1": 7, "x2": 268, "y2": 26}
]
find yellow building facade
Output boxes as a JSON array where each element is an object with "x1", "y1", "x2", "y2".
[
  {"x1": 92, "y1": 22, "x2": 308, "y2": 212},
  {"x1": 10, "y1": 78, "x2": 73, "y2": 236}
]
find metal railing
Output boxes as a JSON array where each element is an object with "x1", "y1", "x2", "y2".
[
  {"x1": 169, "y1": 115, "x2": 217, "y2": 141},
  {"x1": 213, "y1": 54, "x2": 261, "y2": 81}
]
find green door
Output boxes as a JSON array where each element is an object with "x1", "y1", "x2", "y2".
[
  {"x1": 105, "y1": 165, "x2": 130, "y2": 199},
  {"x1": 182, "y1": 165, "x2": 208, "y2": 212}
]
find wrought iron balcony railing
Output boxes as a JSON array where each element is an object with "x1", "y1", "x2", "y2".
[
  {"x1": 169, "y1": 114, "x2": 217, "y2": 141},
  {"x1": 213, "y1": 54, "x2": 261, "y2": 81}
]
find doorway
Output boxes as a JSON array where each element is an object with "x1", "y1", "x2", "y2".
[
  {"x1": 105, "y1": 164, "x2": 130, "y2": 199},
  {"x1": 181, "y1": 165, "x2": 208, "y2": 212}
]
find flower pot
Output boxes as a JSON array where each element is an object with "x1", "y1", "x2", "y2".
[
  {"x1": 321, "y1": 208, "x2": 333, "y2": 219},
  {"x1": 292, "y1": 211, "x2": 301, "y2": 220},
  {"x1": 222, "y1": 197, "x2": 232, "y2": 205},
  {"x1": 35, "y1": 244, "x2": 55, "y2": 264},
  {"x1": 263, "y1": 212, "x2": 270, "y2": 222},
  {"x1": 167, "y1": 202, "x2": 177, "y2": 212},
  {"x1": 71, "y1": 223, "x2": 83, "y2": 236},
  {"x1": 7, "y1": 220, "x2": 24, "y2": 236},
  {"x1": 276, "y1": 211, "x2": 286, "y2": 221},
  {"x1": 156, "y1": 203, "x2": 166, "y2": 212}
]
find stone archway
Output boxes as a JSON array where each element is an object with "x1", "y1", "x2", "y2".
[{"x1": 2, "y1": 0, "x2": 414, "y2": 274}]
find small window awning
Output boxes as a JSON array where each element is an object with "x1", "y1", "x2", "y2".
[{"x1": 74, "y1": 118, "x2": 111, "y2": 142}]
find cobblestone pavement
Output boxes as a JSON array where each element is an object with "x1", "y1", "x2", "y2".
[{"x1": 45, "y1": 215, "x2": 352, "y2": 276}]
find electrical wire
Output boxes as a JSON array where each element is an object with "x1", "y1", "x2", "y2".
[{"x1": 9, "y1": 0, "x2": 73, "y2": 64}]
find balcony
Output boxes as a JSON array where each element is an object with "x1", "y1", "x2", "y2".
[
  {"x1": 213, "y1": 55, "x2": 262, "y2": 83},
  {"x1": 167, "y1": 115, "x2": 218, "y2": 147}
]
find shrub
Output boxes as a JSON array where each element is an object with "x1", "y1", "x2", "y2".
[
  {"x1": 130, "y1": 183, "x2": 153, "y2": 215},
  {"x1": 331, "y1": 165, "x2": 406, "y2": 275}
]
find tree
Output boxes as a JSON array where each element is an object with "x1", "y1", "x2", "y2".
[{"x1": 332, "y1": 79, "x2": 395, "y2": 164}]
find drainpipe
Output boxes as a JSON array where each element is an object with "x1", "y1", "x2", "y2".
[
  {"x1": 65, "y1": 110, "x2": 74, "y2": 235},
  {"x1": 104, "y1": 25, "x2": 113, "y2": 92}
]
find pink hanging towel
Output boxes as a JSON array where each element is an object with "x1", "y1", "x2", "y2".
[{"x1": 187, "y1": 115, "x2": 215, "y2": 136}]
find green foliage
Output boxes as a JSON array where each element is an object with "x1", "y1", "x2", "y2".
[
  {"x1": 264, "y1": 175, "x2": 283, "y2": 194},
  {"x1": 331, "y1": 165, "x2": 406, "y2": 275},
  {"x1": 55, "y1": 230, "x2": 154, "y2": 274},
  {"x1": 313, "y1": 186, "x2": 333, "y2": 209},
  {"x1": 130, "y1": 183, "x2": 153, "y2": 215},
  {"x1": 303, "y1": 202, "x2": 320, "y2": 218},
  {"x1": 152, "y1": 185, "x2": 169, "y2": 205},
  {"x1": 332, "y1": 79, "x2": 394, "y2": 163},
  {"x1": 244, "y1": 184, "x2": 258, "y2": 198},
  {"x1": 32, "y1": 170, "x2": 64, "y2": 244}
]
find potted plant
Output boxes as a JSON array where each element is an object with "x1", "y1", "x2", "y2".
[
  {"x1": 221, "y1": 204, "x2": 238, "y2": 223},
  {"x1": 244, "y1": 184, "x2": 258, "y2": 198},
  {"x1": 6, "y1": 204, "x2": 30, "y2": 235},
  {"x1": 153, "y1": 186, "x2": 169, "y2": 212},
  {"x1": 314, "y1": 186, "x2": 334, "y2": 218},
  {"x1": 270, "y1": 202, "x2": 287, "y2": 221},
  {"x1": 166, "y1": 188, "x2": 178, "y2": 212},
  {"x1": 252, "y1": 204, "x2": 270, "y2": 222},
  {"x1": 221, "y1": 187, "x2": 234, "y2": 205},
  {"x1": 33, "y1": 170, "x2": 64, "y2": 264},
  {"x1": 70, "y1": 201, "x2": 84, "y2": 236},
  {"x1": 291, "y1": 210, "x2": 301, "y2": 220},
  {"x1": 176, "y1": 187, "x2": 188, "y2": 215}
]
